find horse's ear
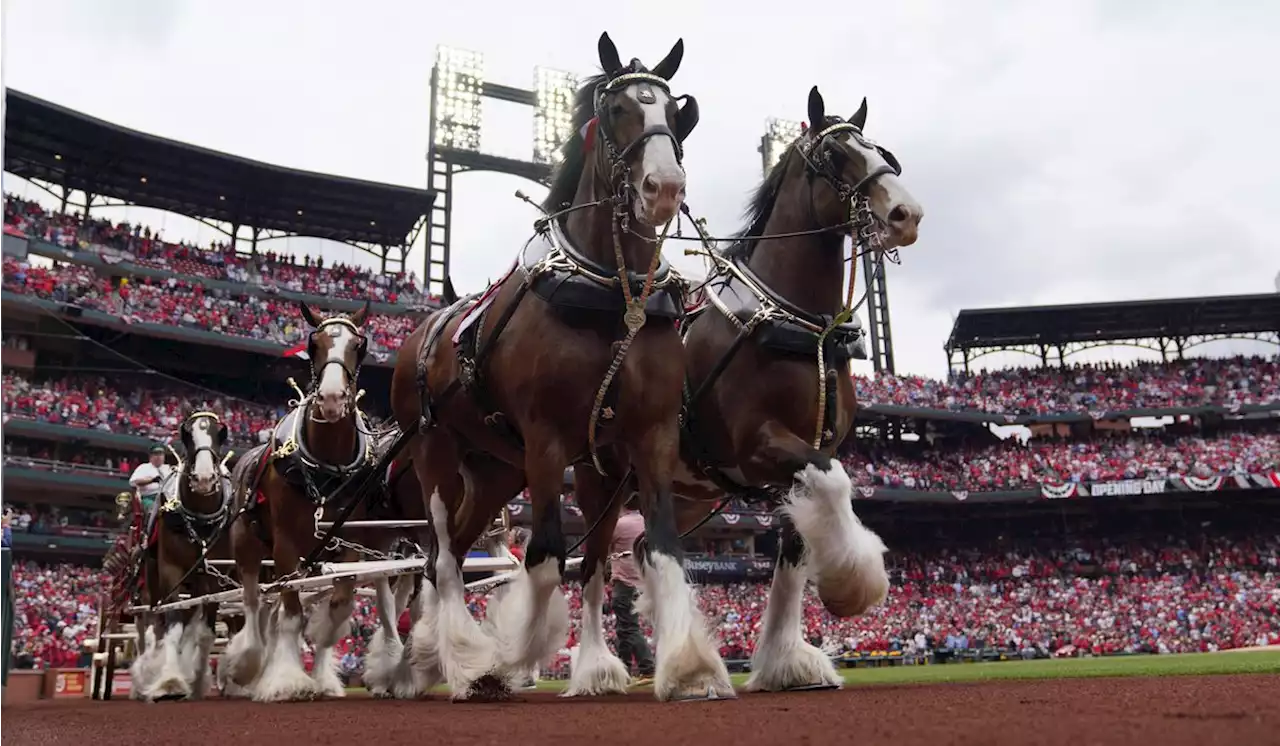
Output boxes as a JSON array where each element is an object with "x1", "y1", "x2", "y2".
[
  {"x1": 443, "y1": 277, "x2": 459, "y2": 305},
  {"x1": 651, "y1": 38, "x2": 684, "y2": 81},
  {"x1": 598, "y1": 32, "x2": 622, "y2": 77},
  {"x1": 349, "y1": 300, "x2": 371, "y2": 327},
  {"x1": 299, "y1": 302, "x2": 322, "y2": 328},
  {"x1": 850, "y1": 97, "x2": 868, "y2": 130},
  {"x1": 807, "y1": 86, "x2": 825, "y2": 131},
  {"x1": 675, "y1": 95, "x2": 700, "y2": 142}
]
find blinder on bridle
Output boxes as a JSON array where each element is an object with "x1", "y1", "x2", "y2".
[
  {"x1": 799, "y1": 120, "x2": 902, "y2": 204},
  {"x1": 306, "y1": 316, "x2": 369, "y2": 396},
  {"x1": 590, "y1": 60, "x2": 700, "y2": 204},
  {"x1": 179, "y1": 410, "x2": 230, "y2": 481}
]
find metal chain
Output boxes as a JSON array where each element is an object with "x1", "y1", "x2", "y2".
[
  {"x1": 202, "y1": 560, "x2": 240, "y2": 590},
  {"x1": 322, "y1": 534, "x2": 396, "y2": 563},
  {"x1": 310, "y1": 506, "x2": 395, "y2": 563}
]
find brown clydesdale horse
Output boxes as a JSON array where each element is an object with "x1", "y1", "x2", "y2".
[
  {"x1": 388, "y1": 32, "x2": 725, "y2": 702},
  {"x1": 221, "y1": 302, "x2": 390, "y2": 702},
  {"x1": 127, "y1": 411, "x2": 237, "y2": 701},
  {"x1": 651, "y1": 86, "x2": 923, "y2": 692}
]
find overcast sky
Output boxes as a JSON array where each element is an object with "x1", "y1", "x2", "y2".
[{"x1": 3, "y1": 0, "x2": 1277, "y2": 378}]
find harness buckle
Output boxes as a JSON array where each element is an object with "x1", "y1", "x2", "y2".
[
  {"x1": 273, "y1": 437, "x2": 298, "y2": 460},
  {"x1": 459, "y1": 357, "x2": 477, "y2": 389}
]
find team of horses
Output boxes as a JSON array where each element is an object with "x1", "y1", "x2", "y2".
[{"x1": 116, "y1": 30, "x2": 923, "y2": 704}]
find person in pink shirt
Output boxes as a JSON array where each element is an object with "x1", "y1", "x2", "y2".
[{"x1": 609, "y1": 505, "x2": 654, "y2": 683}]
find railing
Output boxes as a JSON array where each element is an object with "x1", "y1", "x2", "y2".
[{"x1": 2, "y1": 455, "x2": 124, "y2": 477}]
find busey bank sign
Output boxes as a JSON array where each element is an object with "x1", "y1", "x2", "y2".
[{"x1": 683, "y1": 557, "x2": 775, "y2": 578}]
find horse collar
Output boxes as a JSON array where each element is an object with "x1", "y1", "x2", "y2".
[
  {"x1": 279, "y1": 400, "x2": 373, "y2": 475},
  {"x1": 532, "y1": 217, "x2": 674, "y2": 292}
]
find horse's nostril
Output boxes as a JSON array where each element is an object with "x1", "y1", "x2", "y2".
[
  {"x1": 642, "y1": 175, "x2": 660, "y2": 195},
  {"x1": 888, "y1": 204, "x2": 922, "y2": 227}
]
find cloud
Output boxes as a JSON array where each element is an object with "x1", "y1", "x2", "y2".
[
  {"x1": 40, "y1": 0, "x2": 183, "y2": 45},
  {"x1": 4, "y1": 0, "x2": 1276, "y2": 378}
]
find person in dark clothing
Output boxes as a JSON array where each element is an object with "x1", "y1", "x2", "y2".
[{"x1": 609, "y1": 506, "x2": 654, "y2": 682}]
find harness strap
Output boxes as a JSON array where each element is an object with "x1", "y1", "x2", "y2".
[
  {"x1": 586, "y1": 219, "x2": 672, "y2": 476},
  {"x1": 295, "y1": 427, "x2": 413, "y2": 573}
]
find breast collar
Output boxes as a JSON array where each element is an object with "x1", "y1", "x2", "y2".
[
  {"x1": 521, "y1": 216, "x2": 677, "y2": 292},
  {"x1": 274, "y1": 398, "x2": 375, "y2": 475},
  {"x1": 700, "y1": 252, "x2": 861, "y2": 336},
  {"x1": 159, "y1": 462, "x2": 234, "y2": 525}
]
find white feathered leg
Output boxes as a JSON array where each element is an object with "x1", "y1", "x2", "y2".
[
  {"x1": 564, "y1": 562, "x2": 631, "y2": 696},
  {"x1": 400, "y1": 580, "x2": 443, "y2": 699},
  {"x1": 385, "y1": 575, "x2": 424, "y2": 698},
  {"x1": 220, "y1": 574, "x2": 266, "y2": 691},
  {"x1": 746, "y1": 556, "x2": 841, "y2": 691},
  {"x1": 427, "y1": 491, "x2": 500, "y2": 700},
  {"x1": 305, "y1": 588, "x2": 354, "y2": 698},
  {"x1": 363, "y1": 577, "x2": 404, "y2": 697},
  {"x1": 179, "y1": 607, "x2": 216, "y2": 699},
  {"x1": 128, "y1": 626, "x2": 160, "y2": 701},
  {"x1": 783, "y1": 463, "x2": 889, "y2": 618},
  {"x1": 486, "y1": 558, "x2": 569, "y2": 684},
  {"x1": 637, "y1": 552, "x2": 734, "y2": 702},
  {"x1": 253, "y1": 602, "x2": 317, "y2": 702},
  {"x1": 144, "y1": 618, "x2": 192, "y2": 700}
]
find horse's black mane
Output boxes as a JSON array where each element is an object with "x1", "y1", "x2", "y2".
[
  {"x1": 725, "y1": 115, "x2": 843, "y2": 259},
  {"x1": 542, "y1": 71, "x2": 610, "y2": 214}
]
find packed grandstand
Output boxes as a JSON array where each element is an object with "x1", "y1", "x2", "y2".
[{"x1": 3, "y1": 96, "x2": 1278, "y2": 684}]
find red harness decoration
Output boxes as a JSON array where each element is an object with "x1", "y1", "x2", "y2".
[
  {"x1": 581, "y1": 116, "x2": 599, "y2": 152},
  {"x1": 451, "y1": 260, "x2": 520, "y2": 346},
  {"x1": 253, "y1": 443, "x2": 274, "y2": 505}
]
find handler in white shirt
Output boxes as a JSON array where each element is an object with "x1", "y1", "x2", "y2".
[{"x1": 129, "y1": 445, "x2": 172, "y2": 516}]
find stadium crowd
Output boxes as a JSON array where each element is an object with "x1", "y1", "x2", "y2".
[
  {"x1": 5, "y1": 213, "x2": 1277, "y2": 418},
  {"x1": 3, "y1": 372, "x2": 283, "y2": 446},
  {"x1": 6, "y1": 371, "x2": 1278, "y2": 493},
  {"x1": 846, "y1": 429, "x2": 1280, "y2": 491},
  {"x1": 5, "y1": 195, "x2": 433, "y2": 306},
  {"x1": 9, "y1": 532, "x2": 1278, "y2": 673},
  {"x1": 854, "y1": 356, "x2": 1279, "y2": 415},
  {"x1": 4, "y1": 354, "x2": 1278, "y2": 454},
  {"x1": 3, "y1": 257, "x2": 419, "y2": 360}
]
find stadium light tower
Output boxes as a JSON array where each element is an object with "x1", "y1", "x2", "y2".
[
  {"x1": 533, "y1": 67, "x2": 579, "y2": 166},
  {"x1": 425, "y1": 46, "x2": 584, "y2": 297},
  {"x1": 759, "y1": 117, "x2": 897, "y2": 375},
  {"x1": 432, "y1": 47, "x2": 485, "y2": 152},
  {"x1": 759, "y1": 118, "x2": 804, "y2": 175}
]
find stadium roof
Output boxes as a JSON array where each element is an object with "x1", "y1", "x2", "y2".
[
  {"x1": 946, "y1": 292, "x2": 1280, "y2": 353},
  {"x1": 3, "y1": 89, "x2": 434, "y2": 247}
]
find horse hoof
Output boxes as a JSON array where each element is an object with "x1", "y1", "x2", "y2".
[
  {"x1": 783, "y1": 682, "x2": 841, "y2": 692},
  {"x1": 148, "y1": 678, "x2": 192, "y2": 702},
  {"x1": 673, "y1": 685, "x2": 738, "y2": 702},
  {"x1": 456, "y1": 674, "x2": 513, "y2": 703}
]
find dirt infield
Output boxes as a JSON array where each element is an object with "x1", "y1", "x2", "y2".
[{"x1": 5, "y1": 674, "x2": 1277, "y2": 746}]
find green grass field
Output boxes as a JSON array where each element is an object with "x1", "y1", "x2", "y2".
[{"x1": 362, "y1": 649, "x2": 1280, "y2": 695}]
